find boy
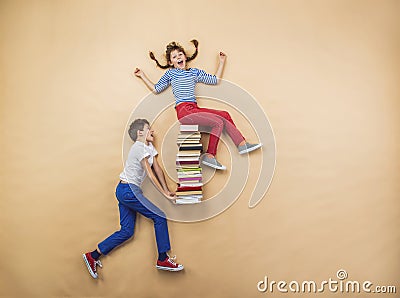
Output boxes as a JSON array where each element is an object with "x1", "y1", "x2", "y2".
[{"x1": 83, "y1": 119, "x2": 183, "y2": 279}]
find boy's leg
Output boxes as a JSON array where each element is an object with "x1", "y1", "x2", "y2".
[
  {"x1": 83, "y1": 183, "x2": 136, "y2": 279},
  {"x1": 97, "y1": 202, "x2": 136, "y2": 255},
  {"x1": 125, "y1": 185, "x2": 183, "y2": 271},
  {"x1": 121, "y1": 184, "x2": 171, "y2": 254}
]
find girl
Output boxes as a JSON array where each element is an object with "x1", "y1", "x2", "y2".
[{"x1": 134, "y1": 40, "x2": 262, "y2": 170}]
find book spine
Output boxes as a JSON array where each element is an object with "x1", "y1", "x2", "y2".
[{"x1": 175, "y1": 127, "x2": 203, "y2": 204}]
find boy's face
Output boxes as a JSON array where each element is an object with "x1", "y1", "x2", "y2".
[
  {"x1": 142, "y1": 124, "x2": 154, "y2": 142},
  {"x1": 169, "y1": 49, "x2": 186, "y2": 69}
]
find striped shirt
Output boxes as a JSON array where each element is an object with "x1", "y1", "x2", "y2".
[{"x1": 154, "y1": 68, "x2": 218, "y2": 105}]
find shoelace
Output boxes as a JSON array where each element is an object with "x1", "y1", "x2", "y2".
[
  {"x1": 95, "y1": 260, "x2": 103, "y2": 269},
  {"x1": 167, "y1": 255, "x2": 177, "y2": 266}
]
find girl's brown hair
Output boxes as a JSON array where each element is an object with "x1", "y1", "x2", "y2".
[{"x1": 149, "y1": 39, "x2": 199, "y2": 69}]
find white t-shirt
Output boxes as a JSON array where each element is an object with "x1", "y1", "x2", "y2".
[{"x1": 119, "y1": 141, "x2": 158, "y2": 186}]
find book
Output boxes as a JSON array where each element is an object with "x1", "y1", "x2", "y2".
[
  {"x1": 178, "y1": 176, "x2": 202, "y2": 181},
  {"x1": 176, "y1": 163, "x2": 200, "y2": 168},
  {"x1": 177, "y1": 186, "x2": 202, "y2": 191},
  {"x1": 177, "y1": 151, "x2": 202, "y2": 157},
  {"x1": 177, "y1": 170, "x2": 202, "y2": 174},
  {"x1": 180, "y1": 124, "x2": 199, "y2": 132},
  {"x1": 178, "y1": 179, "x2": 202, "y2": 186},
  {"x1": 176, "y1": 159, "x2": 200, "y2": 163},
  {"x1": 177, "y1": 173, "x2": 202, "y2": 178},
  {"x1": 176, "y1": 190, "x2": 203, "y2": 196},
  {"x1": 177, "y1": 137, "x2": 201, "y2": 142},
  {"x1": 178, "y1": 131, "x2": 201, "y2": 136},
  {"x1": 179, "y1": 142, "x2": 202, "y2": 146},
  {"x1": 177, "y1": 175, "x2": 202, "y2": 179},
  {"x1": 177, "y1": 140, "x2": 202, "y2": 144},
  {"x1": 177, "y1": 154, "x2": 201, "y2": 159},
  {"x1": 176, "y1": 137, "x2": 200, "y2": 142},
  {"x1": 176, "y1": 156, "x2": 201, "y2": 162},
  {"x1": 178, "y1": 182, "x2": 203, "y2": 187},
  {"x1": 175, "y1": 198, "x2": 201, "y2": 204},
  {"x1": 177, "y1": 133, "x2": 201, "y2": 138},
  {"x1": 175, "y1": 126, "x2": 204, "y2": 204},
  {"x1": 176, "y1": 166, "x2": 201, "y2": 170},
  {"x1": 178, "y1": 145, "x2": 203, "y2": 151},
  {"x1": 177, "y1": 167, "x2": 202, "y2": 172},
  {"x1": 176, "y1": 194, "x2": 203, "y2": 199}
]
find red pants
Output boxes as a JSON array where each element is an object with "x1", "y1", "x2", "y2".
[{"x1": 176, "y1": 102, "x2": 245, "y2": 156}]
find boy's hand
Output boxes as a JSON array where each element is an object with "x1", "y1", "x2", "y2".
[
  {"x1": 133, "y1": 67, "x2": 143, "y2": 77},
  {"x1": 165, "y1": 190, "x2": 176, "y2": 197},
  {"x1": 165, "y1": 193, "x2": 176, "y2": 203},
  {"x1": 164, "y1": 189, "x2": 176, "y2": 198},
  {"x1": 219, "y1": 52, "x2": 227, "y2": 63}
]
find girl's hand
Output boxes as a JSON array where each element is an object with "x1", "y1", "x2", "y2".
[
  {"x1": 133, "y1": 67, "x2": 143, "y2": 77},
  {"x1": 219, "y1": 52, "x2": 227, "y2": 63}
]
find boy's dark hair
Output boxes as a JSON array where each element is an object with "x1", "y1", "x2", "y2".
[
  {"x1": 128, "y1": 119, "x2": 150, "y2": 141},
  {"x1": 149, "y1": 39, "x2": 199, "y2": 69}
]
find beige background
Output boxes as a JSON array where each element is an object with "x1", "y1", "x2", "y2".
[{"x1": 1, "y1": 0, "x2": 399, "y2": 297}]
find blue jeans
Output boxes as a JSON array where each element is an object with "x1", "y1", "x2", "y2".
[{"x1": 98, "y1": 182, "x2": 171, "y2": 255}]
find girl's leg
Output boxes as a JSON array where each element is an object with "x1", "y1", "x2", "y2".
[
  {"x1": 176, "y1": 103, "x2": 245, "y2": 156},
  {"x1": 199, "y1": 107, "x2": 262, "y2": 155},
  {"x1": 177, "y1": 103, "x2": 225, "y2": 156},
  {"x1": 195, "y1": 106, "x2": 245, "y2": 146}
]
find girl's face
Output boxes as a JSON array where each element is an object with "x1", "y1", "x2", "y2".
[{"x1": 169, "y1": 49, "x2": 187, "y2": 69}]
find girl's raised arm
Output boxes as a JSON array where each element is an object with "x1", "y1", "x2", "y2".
[
  {"x1": 134, "y1": 68, "x2": 156, "y2": 93},
  {"x1": 215, "y1": 52, "x2": 227, "y2": 82}
]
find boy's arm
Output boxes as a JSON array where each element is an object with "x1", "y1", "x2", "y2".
[
  {"x1": 141, "y1": 157, "x2": 175, "y2": 201},
  {"x1": 214, "y1": 52, "x2": 227, "y2": 82},
  {"x1": 152, "y1": 156, "x2": 175, "y2": 196},
  {"x1": 133, "y1": 68, "x2": 157, "y2": 93}
]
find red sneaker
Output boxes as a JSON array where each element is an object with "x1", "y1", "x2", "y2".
[
  {"x1": 83, "y1": 252, "x2": 102, "y2": 279},
  {"x1": 156, "y1": 255, "x2": 184, "y2": 272}
]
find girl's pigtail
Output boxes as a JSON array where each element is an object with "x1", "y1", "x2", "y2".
[
  {"x1": 186, "y1": 39, "x2": 199, "y2": 62},
  {"x1": 149, "y1": 51, "x2": 169, "y2": 69}
]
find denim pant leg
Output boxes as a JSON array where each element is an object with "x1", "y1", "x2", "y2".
[
  {"x1": 98, "y1": 201, "x2": 136, "y2": 255},
  {"x1": 121, "y1": 184, "x2": 171, "y2": 253}
]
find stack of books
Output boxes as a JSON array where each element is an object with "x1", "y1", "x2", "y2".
[{"x1": 175, "y1": 125, "x2": 203, "y2": 204}]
